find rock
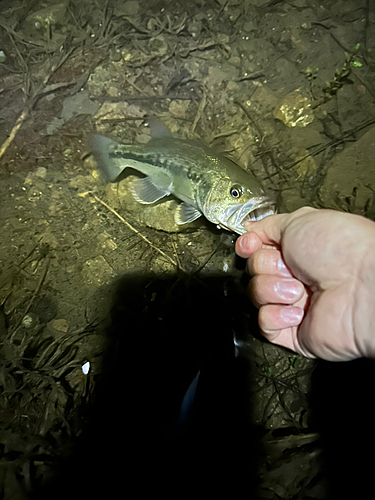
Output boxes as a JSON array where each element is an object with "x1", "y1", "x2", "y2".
[
  {"x1": 22, "y1": 313, "x2": 39, "y2": 329},
  {"x1": 35, "y1": 167, "x2": 47, "y2": 179},
  {"x1": 168, "y1": 100, "x2": 190, "y2": 118},
  {"x1": 274, "y1": 89, "x2": 314, "y2": 128},
  {"x1": 48, "y1": 318, "x2": 69, "y2": 333}
]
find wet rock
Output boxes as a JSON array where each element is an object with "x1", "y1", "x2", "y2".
[
  {"x1": 274, "y1": 89, "x2": 314, "y2": 128},
  {"x1": 48, "y1": 318, "x2": 69, "y2": 334},
  {"x1": 22, "y1": 313, "x2": 39, "y2": 329}
]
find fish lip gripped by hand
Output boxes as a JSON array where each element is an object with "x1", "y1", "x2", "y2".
[
  {"x1": 217, "y1": 197, "x2": 276, "y2": 235},
  {"x1": 90, "y1": 129, "x2": 275, "y2": 235}
]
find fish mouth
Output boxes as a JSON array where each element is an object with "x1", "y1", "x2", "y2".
[
  {"x1": 226, "y1": 197, "x2": 275, "y2": 234},
  {"x1": 241, "y1": 203, "x2": 275, "y2": 224}
]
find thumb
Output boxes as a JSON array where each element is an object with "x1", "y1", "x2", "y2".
[
  {"x1": 243, "y1": 207, "x2": 317, "y2": 246},
  {"x1": 243, "y1": 213, "x2": 290, "y2": 246}
]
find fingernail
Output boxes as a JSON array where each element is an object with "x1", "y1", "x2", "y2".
[
  {"x1": 281, "y1": 307, "x2": 303, "y2": 324},
  {"x1": 277, "y1": 258, "x2": 290, "y2": 276},
  {"x1": 275, "y1": 280, "x2": 302, "y2": 300}
]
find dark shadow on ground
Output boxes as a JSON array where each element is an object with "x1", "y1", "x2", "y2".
[
  {"x1": 310, "y1": 358, "x2": 375, "y2": 499},
  {"x1": 29, "y1": 270, "x2": 375, "y2": 499},
  {"x1": 32, "y1": 272, "x2": 259, "y2": 498}
]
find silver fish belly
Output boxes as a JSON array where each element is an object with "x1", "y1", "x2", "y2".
[{"x1": 90, "y1": 135, "x2": 275, "y2": 234}]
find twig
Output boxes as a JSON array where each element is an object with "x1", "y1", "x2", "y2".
[
  {"x1": 0, "y1": 109, "x2": 29, "y2": 160},
  {"x1": 89, "y1": 193, "x2": 188, "y2": 273},
  {"x1": 10, "y1": 256, "x2": 51, "y2": 341},
  {"x1": 191, "y1": 91, "x2": 207, "y2": 135}
]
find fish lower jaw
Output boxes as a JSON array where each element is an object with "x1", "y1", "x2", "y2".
[{"x1": 241, "y1": 205, "x2": 275, "y2": 224}]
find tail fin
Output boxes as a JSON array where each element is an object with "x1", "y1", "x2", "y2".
[{"x1": 90, "y1": 135, "x2": 124, "y2": 182}]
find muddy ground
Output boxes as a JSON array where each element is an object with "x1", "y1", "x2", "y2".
[{"x1": 0, "y1": 0, "x2": 375, "y2": 498}]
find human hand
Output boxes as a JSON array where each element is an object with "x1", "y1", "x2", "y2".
[{"x1": 235, "y1": 207, "x2": 375, "y2": 361}]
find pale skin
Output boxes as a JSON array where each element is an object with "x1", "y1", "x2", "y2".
[{"x1": 235, "y1": 207, "x2": 375, "y2": 361}]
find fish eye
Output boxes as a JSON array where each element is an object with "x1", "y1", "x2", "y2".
[{"x1": 230, "y1": 185, "x2": 243, "y2": 198}]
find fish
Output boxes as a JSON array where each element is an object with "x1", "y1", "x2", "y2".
[{"x1": 90, "y1": 123, "x2": 275, "y2": 234}]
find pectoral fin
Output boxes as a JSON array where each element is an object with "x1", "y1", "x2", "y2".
[
  {"x1": 130, "y1": 177, "x2": 170, "y2": 204},
  {"x1": 175, "y1": 202, "x2": 202, "y2": 224}
]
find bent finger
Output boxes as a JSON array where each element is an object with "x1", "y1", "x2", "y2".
[
  {"x1": 247, "y1": 248, "x2": 293, "y2": 278},
  {"x1": 249, "y1": 275, "x2": 305, "y2": 308},
  {"x1": 258, "y1": 304, "x2": 304, "y2": 332}
]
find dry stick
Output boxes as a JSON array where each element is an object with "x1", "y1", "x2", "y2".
[
  {"x1": 0, "y1": 109, "x2": 29, "y2": 160},
  {"x1": 90, "y1": 193, "x2": 187, "y2": 273}
]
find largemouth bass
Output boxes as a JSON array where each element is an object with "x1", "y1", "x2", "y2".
[{"x1": 90, "y1": 130, "x2": 275, "y2": 235}]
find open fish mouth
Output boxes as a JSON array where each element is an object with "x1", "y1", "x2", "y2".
[
  {"x1": 225, "y1": 197, "x2": 276, "y2": 234},
  {"x1": 241, "y1": 203, "x2": 276, "y2": 224}
]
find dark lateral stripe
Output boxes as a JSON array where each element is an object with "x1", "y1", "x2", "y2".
[{"x1": 109, "y1": 149, "x2": 166, "y2": 168}]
